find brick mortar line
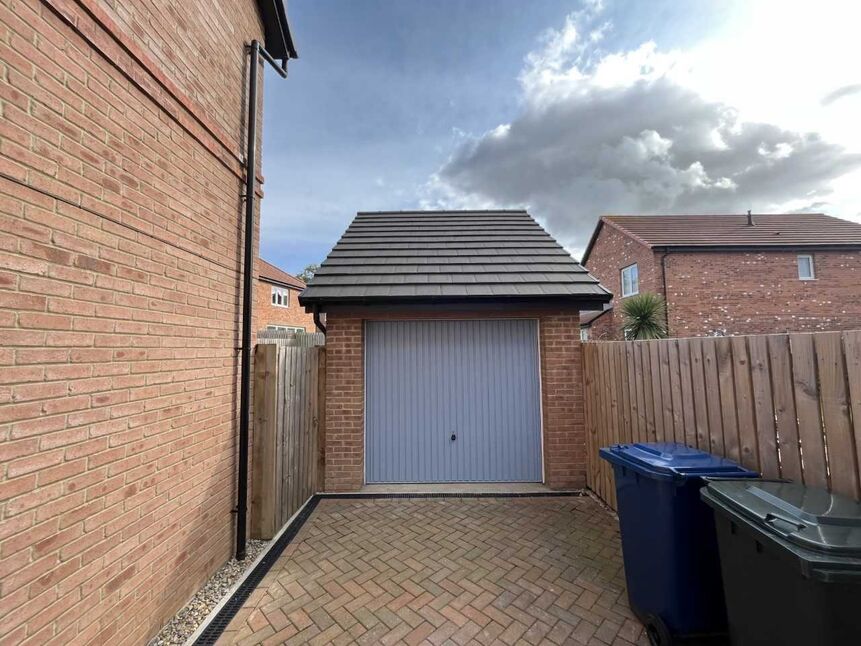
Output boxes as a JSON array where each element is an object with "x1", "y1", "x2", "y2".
[
  {"x1": 1, "y1": 173, "x2": 245, "y2": 275},
  {"x1": 5, "y1": 377, "x2": 237, "y2": 424},
  {"x1": 40, "y1": 0, "x2": 265, "y2": 185}
]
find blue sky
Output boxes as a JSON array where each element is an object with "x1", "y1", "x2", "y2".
[{"x1": 260, "y1": 0, "x2": 861, "y2": 275}]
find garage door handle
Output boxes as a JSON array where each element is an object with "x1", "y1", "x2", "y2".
[{"x1": 451, "y1": 433, "x2": 456, "y2": 442}]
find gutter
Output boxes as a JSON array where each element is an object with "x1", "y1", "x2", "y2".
[{"x1": 236, "y1": 40, "x2": 288, "y2": 561}]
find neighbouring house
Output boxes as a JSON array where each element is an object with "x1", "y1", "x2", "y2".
[
  {"x1": 580, "y1": 213, "x2": 861, "y2": 339},
  {"x1": 256, "y1": 259, "x2": 315, "y2": 333},
  {"x1": 299, "y1": 210, "x2": 610, "y2": 491},
  {"x1": 0, "y1": 2, "x2": 295, "y2": 644}
]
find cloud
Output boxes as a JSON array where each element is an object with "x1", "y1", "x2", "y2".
[
  {"x1": 821, "y1": 83, "x2": 861, "y2": 106},
  {"x1": 426, "y1": 8, "x2": 861, "y2": 254}
]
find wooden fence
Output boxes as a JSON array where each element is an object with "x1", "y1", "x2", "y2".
[
  {"x1": 251, "y1": 343, "x2": 326, "y2": 539},
  {"x1": 583, "y1": 330, "x2": 861, "y2": 510},
  {"x1": 257, "y1": 329, "x2": 326, "y2": 347}
]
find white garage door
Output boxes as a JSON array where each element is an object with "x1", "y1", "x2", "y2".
[{"x1": 365, "y1": 319, "x2": 543, "y2": 483}]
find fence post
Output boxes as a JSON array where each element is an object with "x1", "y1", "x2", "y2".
[
  {"x1": 251, "y1": 344, "x2": 279, "y2": 539},
  {"x1": 316, "y1": 348, "x2": 327, "y2": 493}
]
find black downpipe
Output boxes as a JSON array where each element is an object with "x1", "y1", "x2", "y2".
[
  {"x1": 313, "y1": 305, "x2": 326, "y2": 334},
  {"x1": 236, "y1": 40, "x2": 287, "y2": 561},
  {"x1": 660, "y1": 249, "x2": 671, "y2": 337}
]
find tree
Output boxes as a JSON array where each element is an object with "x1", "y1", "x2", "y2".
[
  {"x1": 621, "y1": 293, "x2": 668, "y2": 340},
  {"x1": 297, "y1": 263, "x2": 320, "y2": 283}
]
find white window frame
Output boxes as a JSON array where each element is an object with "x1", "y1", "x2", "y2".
[
  {"x1": 271, "y1": 286, "x2": 290, "y2": 308},
  {"x1": 580, "y1": 327, "x2": 590, "y2": 342},
  {"x1": 267, "y1": 325, "x2": 304, "y2": 332},
  {"x1": 797, "y1": 254, "x2": 815, "y2": 280},
  {"x1": 620, "y1": 263, "x2": 639, "y2": 297}
]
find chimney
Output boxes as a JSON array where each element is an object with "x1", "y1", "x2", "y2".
[{"x1": 747, "y1": 209, "x2": 754, "y2": 226}]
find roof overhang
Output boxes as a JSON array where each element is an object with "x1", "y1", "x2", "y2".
[
  {"x1": 256, "y1": 0, "x2": 298, "y2": 64},
  {"x1": 580, "y1": 219, "x2": 606, "y2": 266},
  {"x1": 299, "y1": 293, "x2": 612, "y2": 314},
  {"x1": 259, "y1": 275, "x2": 304, "y2": 289},
  {"x1": 580, "y1": 304, "x2": 613, "y2": 327},
  {"x1": 651, "y1": 243, "x2": 861, "y2": 254}
]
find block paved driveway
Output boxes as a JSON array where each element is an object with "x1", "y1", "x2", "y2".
[{"x1": 218, "y1": 495, "x2": 646, "y2": 645}]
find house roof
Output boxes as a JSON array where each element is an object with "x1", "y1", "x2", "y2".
[
  {"x1": 299, "y1": 210, "x2": 611, "y2": 308},
  {"x1": 581, "y1": 213, "x2": 861, "y2": 265},
  {"x1": 256, "y1": 0, "x2": 298, "y2": 63},
  {"x1": 580, "y1": 304, "x2": 613, "y2": 327},
  {"x1": 258, "y1": 259, "x2": 305, "y2": 289}
]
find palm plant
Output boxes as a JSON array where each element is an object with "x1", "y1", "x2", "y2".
[{"x1": 621, "y1": 292, "x2": 668, "y2": 340}]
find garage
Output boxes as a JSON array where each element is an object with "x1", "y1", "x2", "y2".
[
  {"x1": 299, "y1": 209, "x2": 611, "y2": 491},
  {"x1": 365, "y1": 318, "x2": 543, "y2": 483}
]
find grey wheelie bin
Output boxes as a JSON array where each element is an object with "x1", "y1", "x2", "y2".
[{"x1": 701, "y1": 479, "x2": 861, "y2": 646}]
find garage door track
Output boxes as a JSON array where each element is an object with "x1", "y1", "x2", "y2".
[{"x1": 218, "y1": 495, "x2": 645, "y2": 645}]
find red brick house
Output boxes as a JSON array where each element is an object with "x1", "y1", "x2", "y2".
[
  {"x1": 255, "y1": 259, "x2": 315, "y2": 332},
  {"x1": 0, "y1": 2, "x2": 295, "y2": 643},
  {"x1": 299, "y1": 210, "x2": 610, "y2": 492},
  {"x1": 580, "y1": 213, "x2": 861, "y2": 339}
]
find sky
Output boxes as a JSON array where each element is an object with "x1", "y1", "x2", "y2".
[{"x1": 260, "y1": 0, "x2": 861, "y2": 274}]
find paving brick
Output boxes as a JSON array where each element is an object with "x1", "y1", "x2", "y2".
[{"x1": 220, "y1": 496, "x2": 644, "y2": 644}]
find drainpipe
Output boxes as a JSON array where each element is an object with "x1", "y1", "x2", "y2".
[
  {"x1": 236, "y1": 40, "x2": 287, "y2": 561},
  {"x1": 313, "y1": 305, "x2": 326, "y2": 334},
  {"x1": 660, "y1": 249, "x2": 671, "y2": 337}
]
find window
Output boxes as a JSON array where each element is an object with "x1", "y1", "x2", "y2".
[
  {"x1": 621, "y1": 263, "x2": 639, "y2": 297},
  {"x1": 797, "y1": 255, "x2": 815, "y2": 280},
  {"x1": 271, "y1": 286, "x2": 289, "y2": 307},
  {"x1": 580, "y1": 328, "x2": 590, "y2": 342}
]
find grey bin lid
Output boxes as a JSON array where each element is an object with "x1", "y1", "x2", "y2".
[{"x1": 704, "y1": 480, "x2": 861, "y2": 557}]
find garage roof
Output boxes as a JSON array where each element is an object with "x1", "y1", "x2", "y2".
[{"x1": 299, "y1": 210, "x2": 611, "y2": 308}]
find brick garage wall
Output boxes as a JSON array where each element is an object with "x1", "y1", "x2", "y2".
[
  {"x1": 0, "y1": 1, "x2": 267, "y2": 644},
  {"x1": 323, "y1": 307, "x2": 586, "y2": 492},
  {"x1": 322, "y1": 314, "x2": 364, "y2": 491},
  {"x1": 666, "y1": 250, "x2": 861, "y2": 336},
  {"x1": 582, "y1": 222, "x2": 662, "y2": 340},
  {"x1": 254, "y1": 280, "x2": 315, "y2": 332}
]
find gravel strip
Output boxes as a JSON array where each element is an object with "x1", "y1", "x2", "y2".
[{"x1": 149, "y1": 539, "x2": 268, "y2": 645}]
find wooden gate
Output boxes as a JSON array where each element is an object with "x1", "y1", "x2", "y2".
[{"x1": 251, "y1": 343, "x2": 325, "y2": 539}]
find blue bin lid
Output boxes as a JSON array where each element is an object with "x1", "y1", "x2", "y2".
[{"x1": 599, "y1": 442, "x2": 759, "y2": 481}]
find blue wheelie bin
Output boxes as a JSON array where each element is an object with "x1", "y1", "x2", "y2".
[{"x1": 599, "y1": 442, "x2": 759, "y2": 645}]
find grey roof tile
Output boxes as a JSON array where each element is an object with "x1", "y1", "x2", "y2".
[{"x1": 299, "y1": 210, "x2": 611, "y2": 306}]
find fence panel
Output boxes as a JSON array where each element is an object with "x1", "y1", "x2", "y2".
[
  {"x1": 251, "y1": 343, "x2": 324, "y2": 539},
  {"x1": 257, "y1": 329, "x2": 325, "y2": 347},
  {"x1": 583, "y1": 330, "x2": 861, "y2": 509}
]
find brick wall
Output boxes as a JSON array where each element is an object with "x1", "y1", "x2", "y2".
[
  {"x1": 254, "y1": 280, "x2": 315, "y2": 332},
  {"x1": 322, "y1": 307, "x2": 586, "y2": 492},
  {"x1": 585, "y1": 310, "x2": 617, "y2": 341},
  {"x1": 323, "y1": 314, "x2": 364, "y2": 491},
  {"x1": 0, "y1": 1, "x2": 267, "y2": 644},
  {"x1": 537, "y1": 311, "x2": 586, "y2": 489},
  {"x1": 666, "y1": 250, "x2": 861, "y2": 336},
  {"x1": 582, "y1": 223, "x2": 661, "y2": 340},
  {"x1": 582, "y1": 222, "x2": 861, "y2": 338}
]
